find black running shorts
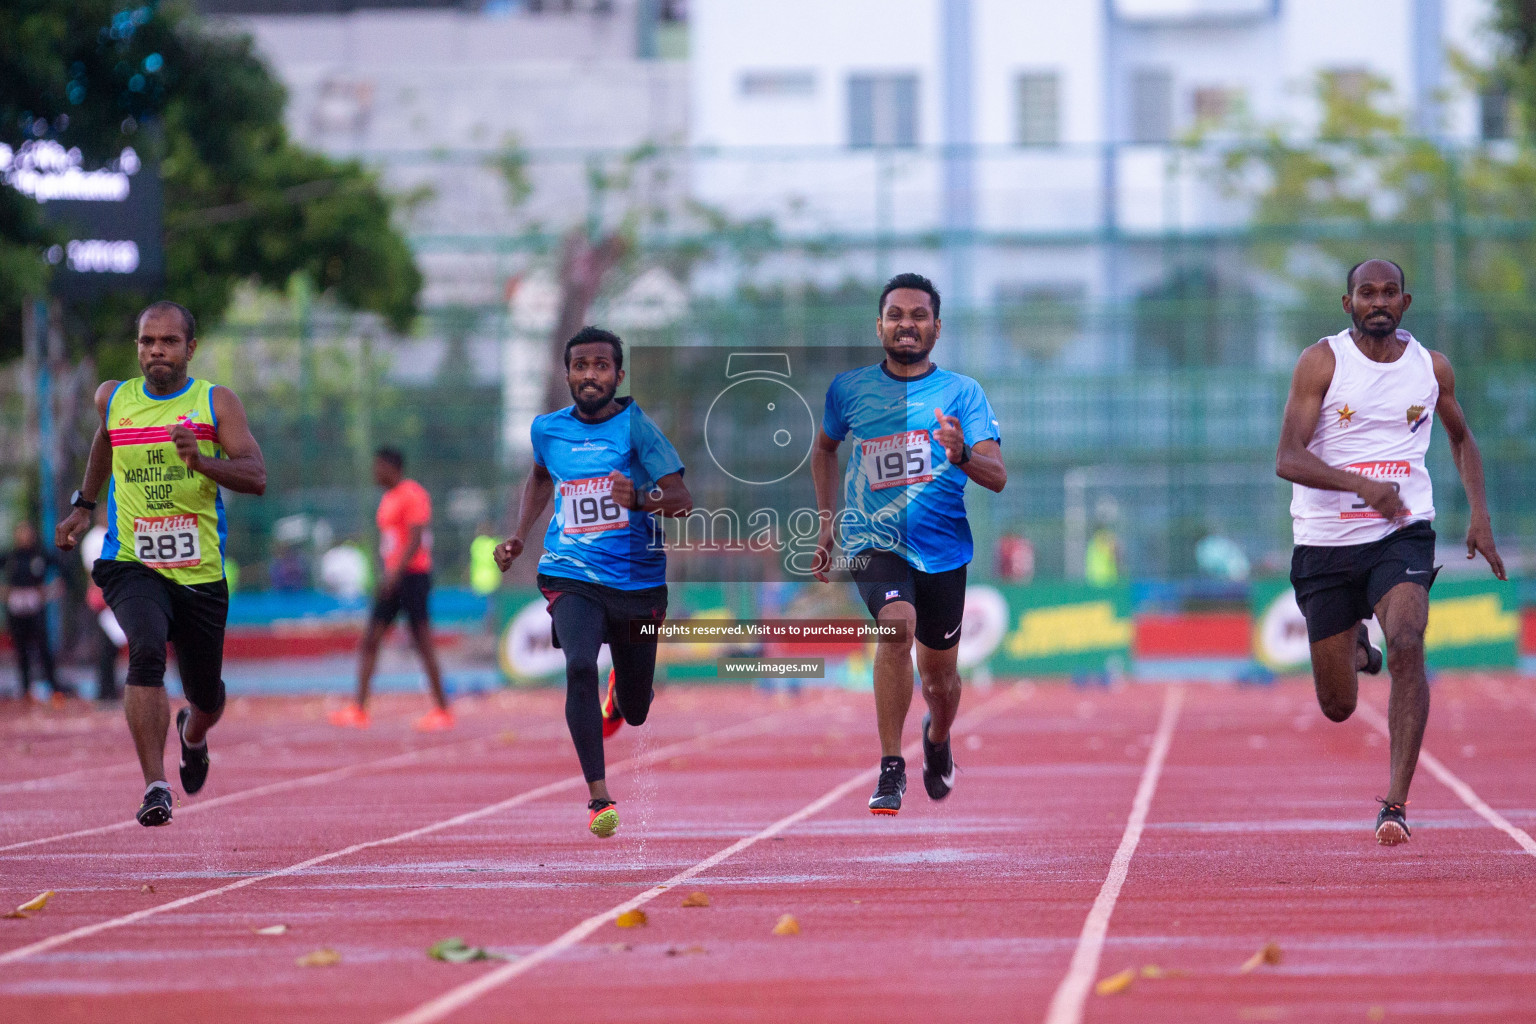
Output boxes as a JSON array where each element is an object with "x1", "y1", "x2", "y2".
[
  {"x1": 536, "y1": 574, "x2": 667, "y2": 648},
  {"x1": 850, "y1": 549, "x2": 967, "y2": 650},
  {"x1": 1290, "y1": 521, "x2": 1439, "y2": 643},
  {"x1": 371, "y1": 571, "x2": 431, "y2": 627},
  {"x1": 92, "y1": 559, "x2": 228, "y2": 715}
]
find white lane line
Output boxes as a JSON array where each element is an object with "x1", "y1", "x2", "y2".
[
  {"x1": 0, "y1": 738, "x2": 274, "y2": 795},
  {"x1": 0, "y1": 760, "x2": 148, "y2": 795},
  {"x1": 1355, "y1": 699, "x2": 1536, "y2": 857},
  {"x1": 380, "y1": 689, "x2": 1018, "y2": 1024},
  {"x1": 0, "y1": 708, "x2": 802, "y2": 967},
  {"x1": 0, "y1": 726, "x2": 565, "y2": 854},
  {"x1": 1043, "y1": 684, "x2": 1185, "y2": 1024}
]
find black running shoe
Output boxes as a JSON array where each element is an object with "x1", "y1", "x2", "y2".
[
  {"x1": 1375, "y1": 799, "x2": 1410, "y2": 845},
  {"x1": 921, "y1": 713, "x2": 956, "y2": 801},
  {"x1": 137, "y1": 785, "x2": 173, "y2": 827},
  {"x1": 1357, "y1": 623, "x2": 1383, "y2": 675},
  {"x1": 177, "y1": 707, "x2": 210, "y2": 795},
  {"x1": 868, "y1": 756, "x2": 907, "y2": 816}
]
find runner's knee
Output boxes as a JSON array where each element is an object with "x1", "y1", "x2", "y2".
[
  {"x1": 186, "y1": 680, "x2": 226, "y2": 717},
  {"x1": 1385, "y1": 627, "x2": 1424, "y2": 667},
  {"x1": 124, "y1": 636, "x2": 167, "y2": 688},
  {"x1": 1318, "y1": 691, "x2": 1356, "y2": 723}
]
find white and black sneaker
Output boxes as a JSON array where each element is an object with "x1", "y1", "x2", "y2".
[
  {"x1": 177, "y1": 707, "x2": 210, "y2": 795},
  {"x1": 868, "y1": 756, "x2": 907, "y2": 816},
  {"x1": 921, "y1": 713, "x2": 956, "y2": 801},
  {"x1": 136, "y1": 783, "x2": 173, "y2": 827},
  {"x1": 1375, "y1": 799, "x2": 1411, "y2": 845}
]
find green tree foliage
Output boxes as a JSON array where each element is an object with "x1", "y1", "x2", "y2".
[
  {"x1": 1216, "y1": 70, "x2": 1536, "y2": 362},
  {"x1": 1, "y1": 0, "x2": 420, "y2": 358}
]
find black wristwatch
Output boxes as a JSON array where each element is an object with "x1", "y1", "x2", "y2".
[
  {"x1": 950, "y1": 443, "x2": 972, "y2": 466},
  {"x1": 70, "y1": 490, "x2": 96, "y2": 511}
]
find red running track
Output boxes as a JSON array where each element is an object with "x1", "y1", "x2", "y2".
[{"x1": 1, "y1": 678, "x2": 1534, "y2": 1023}]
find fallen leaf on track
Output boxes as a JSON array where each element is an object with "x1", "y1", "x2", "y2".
[
  {"x1": 428, "y1": 937, "x2": 504, "y2": 963},
  {"x1": 1367, "y1": 1007, "x2": 1385, "y2": 1021},
  {"x1": 140, "y1": 884, "x2": 155, "y2": 894},
  {"x1": 295, "y1": 949, "x2": 341, "y2": 968},
  {"x1": 680, "y1": 891, "x2": 710, "y2": 908},
  {"x1": 1240, "y1": 941, "x2": 1283, "y2": 974},
  {"x1": 1095, "y1": 967, "x2": 1136, "y2": 996},
  {"x1": 253, "y1": 924, "x2": 289, "y2": 936},
  {"x1": 772, "y1": 914, "x2": 800, "y2": 936},
  {"x1": 16, "y1": 891, "x2": 54, "y2": 913},
  {"x1": 665, "y1": 945, "x2": 707, "y2": 957},
  {"x1": 615, "y1": 910, "x2": 648, "y2": 929},
  {"x1": 1140, "y1": 964, "x2": 1165, "y2": 979},
  {"x1": 2, "y1": 911, "x2": 28, "y2": 920}
]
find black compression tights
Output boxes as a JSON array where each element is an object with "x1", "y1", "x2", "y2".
[{"x1": 550, "y1": 593, "x2": 658, "y2": 784}]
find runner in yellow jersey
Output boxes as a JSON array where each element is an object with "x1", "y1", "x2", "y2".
[{"x1": 56, "y1": 301, "x2": 266, "y2": 827}]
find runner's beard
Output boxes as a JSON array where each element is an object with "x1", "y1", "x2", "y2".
[
  {"x1": 884, "y1": 333, "x2": 934, "y2": 365},
  {"x1": 571, "y1": 381, "x2": 617, "y2": 415},
  {"x1": 1352, "y1": 310, "x2": 1400, "y2": 340}
]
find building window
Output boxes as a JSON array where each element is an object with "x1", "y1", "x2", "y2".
[
  {"x1": 1015, "y1": 72, "x2": 1061, "y2": 147},
  {"x1": 849, "y1": 74, "x2": 919, "y2": 148},
  {"x1": 1481, "y1": 86, "x2": 1511, "y2": 141},
  {"x1": 1191, "y1": 85, "x2": 1242, "y2": 128},
  {"x1": 740, "y1": 71, "x2": 816, "y2": 99},
  {"x1": 1130, "y1": 68, "x2": 1173, "y2": 143}
]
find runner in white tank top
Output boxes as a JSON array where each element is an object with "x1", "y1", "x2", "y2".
[{"x1": 1275, "y1": 259, "x2": 1506, "y2": 846}]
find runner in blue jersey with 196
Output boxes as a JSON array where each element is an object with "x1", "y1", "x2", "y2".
[{"x1": 495, "y1": 326, "x2": 692, "y2": 838}]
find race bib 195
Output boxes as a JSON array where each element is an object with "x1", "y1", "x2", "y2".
[
  {"x1": 862, "y1": 431, "x2": 934, "y2": 491},
  {"x1": 134, "y1": 514, "x2": 202, "y2": 569},
  {"x1": 1340, "y1": 460, "x2": 1411, "y2": 520},
  {"x1": 559, "y1": 477, "x2": 629, "y2": 535}
]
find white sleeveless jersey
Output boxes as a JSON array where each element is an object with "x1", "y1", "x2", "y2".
[{"x1": 1291, "y1": 329, "x2": 1439, "y2": 547}]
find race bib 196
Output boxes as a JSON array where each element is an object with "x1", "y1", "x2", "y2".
[
  {"x1": 559, "y1": 477, "x2": 629, "y2": 535},
  {"x1": 134, "y1": 514, "x2": 202, "y2": 569},
  {"x1": 862, "y1": 431, "x2": 934, "y2": 491},
  {"x1": 1340, "y1": 460, "x2": 1411, "y2": 520}
]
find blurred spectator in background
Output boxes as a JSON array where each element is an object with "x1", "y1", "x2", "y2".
[
  {"x1": 79, "y1": 505, "x2": 124, "y2": 701},
  {"x1": 994, "y1": 532, "x2": 1035, "y2": 583},
  {"x1": 469, "y1": 524, "x2": 502, "y2": 597},
  {"x1": 1085, "y1": 497, "x2": 1122, "y2": 588},
  {"x1": 3, "y1": 521, "x2": 75, "y2": 702},
  {"x1": 331, "y1": 448, "x2": 451, "y2": 732},
  {"x1": 270, "y1": 541, "x2": 311, "y2": 593},
  {"x1": 320, "y1": 539, "x2": 372, "y2": 601},
  {"x1": 1196, "y1": 534, "x2": 1251, "y2": 581}
]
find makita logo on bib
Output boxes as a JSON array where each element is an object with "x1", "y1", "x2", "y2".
[
  {"x1": 861, "y1": 430, "x2": 930, "y2": 457},
  {"x1": 560, "y1": 477, "x2": 612, "y2": 497}
]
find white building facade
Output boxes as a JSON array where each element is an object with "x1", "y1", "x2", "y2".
[{"x1": 690, "y1": 0, "x2": 1501, "y2": 367}]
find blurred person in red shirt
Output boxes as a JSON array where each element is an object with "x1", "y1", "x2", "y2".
[{"x1": 331, "y1": 448, "x2": 451, "y2": 731}]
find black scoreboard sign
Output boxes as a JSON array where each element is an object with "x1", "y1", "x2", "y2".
[{"x1": 1, "y1": 140, "x2": 165, "y2": 300}]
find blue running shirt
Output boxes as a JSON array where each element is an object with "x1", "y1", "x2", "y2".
[
  {"x1": 531, "y1": 399, "x2": 684, "y2": 589},
  {"x1": 822, "y1": 363, "x2": 1001, "y2": 573}
]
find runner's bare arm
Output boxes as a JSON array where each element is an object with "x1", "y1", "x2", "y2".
[
  {"x1": 620, "y1": 470, "x2": 691, "y2": 517},
  {"x1": 382, "y1": 524, "x2": 427, "y2": 594},
  {"x1": 176, "y1": 386, "x2": 266, "y2": 496},
  {"x1": 932, "y1": 411, "x2": 1006, "y2": 492},
  {"x1": 56, "y1": 380, "x2": 121, "y2": 551},
  {"x1": 1432, "y1": 352, "x2": 1505, "y2": 580},
  {"x1": 1275, "y1": 342, "x2": 1404, "y2": 518},
  {"x1": 810, "y1": 428, "x2": 843, "y2": 582},
  {"x1": 496, "y1": 463, "x2": 555, "y2": 570}
]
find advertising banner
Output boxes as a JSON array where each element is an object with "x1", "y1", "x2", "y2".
[{"x1": 1251, "y1": 574, "x2": 1518, "y2": 672}]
